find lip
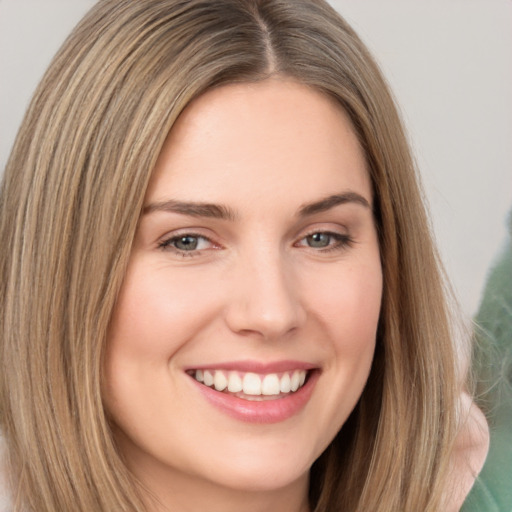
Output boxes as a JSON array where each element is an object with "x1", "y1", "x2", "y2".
[
  {"x1": 185, "y1": 359, "x2": 317, "y2": 373},
  {"x1": 187, "y1": 363, "x2": 320, "y2": 424}
]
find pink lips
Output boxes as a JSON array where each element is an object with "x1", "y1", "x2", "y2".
[
  {"x1": 186, "y1": 360, "x2": 319, "y2": 424},
  {"x1": 188, "y1": 360, "x2": 316, "y2": 373}
]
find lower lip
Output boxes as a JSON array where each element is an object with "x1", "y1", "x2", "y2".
[{"x1": 190, "y1": 371, "x2": 319, "y2": 424}]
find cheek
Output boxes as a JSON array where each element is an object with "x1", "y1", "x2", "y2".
[
  {"x1": 309, "y1": 259, "x2": 382, "y2": 346},
  {"x1": 299, "y1": 259, "x2": 382, "y2": 456},
  {"x1": 106, "y1": 263, "x2": 217, "y2": 361},
  {"x1": 102, "y1": 263, "x2": 218, "y2": 421}
]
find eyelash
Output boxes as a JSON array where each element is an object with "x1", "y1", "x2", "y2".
[
  {"x1": 295, "y1": 231, "x2": 354, "y2": 252},
  {"x1": 157, "y1": 230, "x2": 354, "y2": 257},
  {"x1": 157, "y1": 233, "x2": 213, "y2": 257}
]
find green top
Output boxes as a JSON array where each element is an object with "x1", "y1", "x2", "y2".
[{"x1": 462, "y1": 211, "x2": 512, "y2": 512}]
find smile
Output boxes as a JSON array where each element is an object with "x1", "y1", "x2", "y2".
[
  {"x1": 189, "y1": 369, "x2": 308, "y2": 400},
  {"x1": 186, "y1": 362, "x2": 319, "y2": 423}
]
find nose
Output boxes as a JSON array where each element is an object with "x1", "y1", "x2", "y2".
[{"x1": 224, "y1": 247, "x2": 306, "y2": 340}]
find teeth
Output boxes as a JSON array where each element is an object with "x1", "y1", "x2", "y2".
[
  {"x1": 280, "y1": 373, "x2": 291, "y2": 393},
  {"x1": 213, "y1": 371, "x2": 227, "y2": 391},
  {"x1": 290, "y1": 370, "x2": 300, "y2": 392},
  {"x1": 227, "y1": 371, "x2": 243, "y2": 393},
  {"x1": 261, "y1": 374, "x2": 280, "y2": 395},
  {"x1": 243, "y1": 373, "x2": 262, "y2": 395},
  {"x1": 192, "y1": 369, "x2": 308, "y2": 397},
  {"x1": 203, "y1": 370, "x2": 214, "y2": 387}
]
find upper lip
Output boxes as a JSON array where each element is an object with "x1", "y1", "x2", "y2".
[{"x1": 184, "y1": 360, "x2": 318, "y2": 374}]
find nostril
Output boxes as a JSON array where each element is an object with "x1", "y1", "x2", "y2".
[{"x1": 224, "y1": 295, "x2": 305, "y2": 339}]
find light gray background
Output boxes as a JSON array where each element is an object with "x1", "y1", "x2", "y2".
[{"x1": 1, "y1": 0, "x2": 511, "y2": 317}]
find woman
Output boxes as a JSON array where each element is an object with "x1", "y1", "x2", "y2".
[{"x1": 0, "y1": 0, "x2": 487, "y2": 510}]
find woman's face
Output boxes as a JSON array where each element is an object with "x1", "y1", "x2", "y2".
[{"x1": 104, "y1": 79, "x2": 382, "y2": 502}]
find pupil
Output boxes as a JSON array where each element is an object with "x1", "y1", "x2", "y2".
[
  {"x1": 308, "y1": 233, "x2": 329, "y2": 248},
  {"x1": 176, "y1": 236, "x2": 198, "y2": 250}
]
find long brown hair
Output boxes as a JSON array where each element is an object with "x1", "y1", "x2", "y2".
[{"x1": 0, "y1": 1, "x2": 457, "y2": 510}]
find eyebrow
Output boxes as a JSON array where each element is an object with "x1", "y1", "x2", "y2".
[
  {"x1": 143, "y1": 191, "x2": 370, "y2": 221},
  {"x1": 298, "y1": 192, "x2": 371, "y2": 217},
  {"x1": 143, "y1": 199, "x2": 237, "y2": 221}
]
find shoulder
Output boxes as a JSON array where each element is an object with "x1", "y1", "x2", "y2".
[
  {"x1": 443, "y1": 392, "x2": 490, "y2": 511},
  {"x1": 0, "y1": 433, "x2": 12, "y2": 512}
]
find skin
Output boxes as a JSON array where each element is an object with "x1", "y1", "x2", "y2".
[
  {"x1": 444, "y1": 393, "x2": 490, "y2": 510},
  {"x1": 103, "y1": 78, "x2": 383, "y2": 512}
]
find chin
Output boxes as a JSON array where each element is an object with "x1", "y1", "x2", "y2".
[
  {"x1": 207, "y1": 463, "x2": 310, "y2": 494},
  {"x1": 195, "y1": 442, "x2": 314, "y2": 493}
]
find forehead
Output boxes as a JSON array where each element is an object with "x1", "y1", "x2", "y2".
[{"x1": 145, "y1": 78, "x2": 371, "y2": 210}]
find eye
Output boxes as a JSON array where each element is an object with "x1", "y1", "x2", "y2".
[
  {"x1": 296, "y1": 231, "x2": 352, "y2": 251},
  {"x1": 158, "y1": 233, "x2": 215, "y2": 255},
  {"x1": 305, "y1": 232, "x2": 332, "y2": 248}
]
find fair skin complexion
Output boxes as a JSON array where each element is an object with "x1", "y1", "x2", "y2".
[
  {"x1": 103, "y1": 79, "x2": 383, "y2": 512},
  {"x1": 444, "y1": 392, "x2": 489, "y2": 511}
]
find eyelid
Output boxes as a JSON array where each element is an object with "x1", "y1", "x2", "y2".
[
  {"x1": 155, "y1": 224, "x2": 354, "y2": 257},
  {"x1": 157, "y1": 229, "x2": 222, "y2": 256},
  {"x1": 294, "y1": 227, "x2": 354, "y2": 252}
]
